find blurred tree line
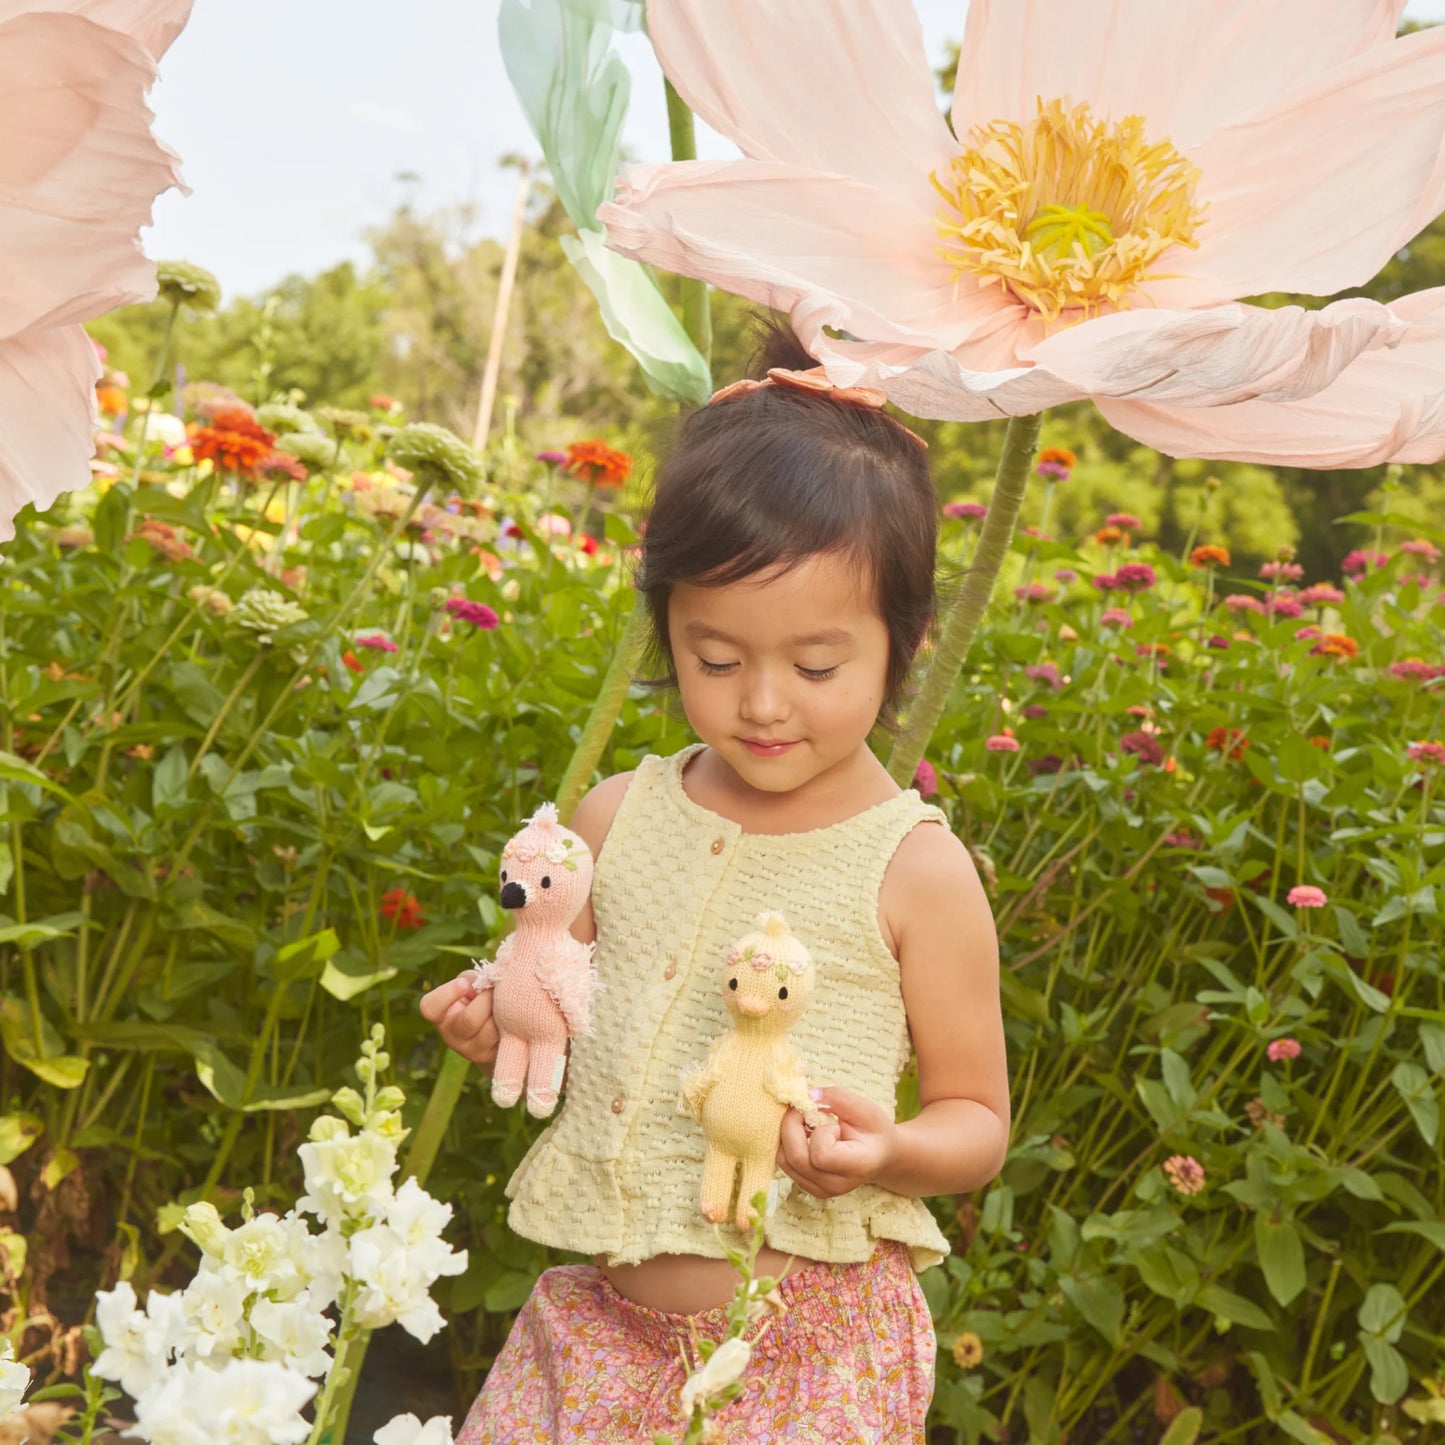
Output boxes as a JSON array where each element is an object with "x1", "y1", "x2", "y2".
[{"x1": 91, "y1": 131, "x2": 1444, "y2": 583}]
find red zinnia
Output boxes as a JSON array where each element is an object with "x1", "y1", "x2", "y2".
[
  {"x1": 1207, "y1": 727, "x2": 1250, "y2": 759},
  {"x1": 566, "y1": 439, "x2": 632, "y2": 488},
  {"x1": 190, "y1": 408, "x2": 276, "y2": 478},
  {"x1": 380, "y1": 887, "x2": 423, "y2": 930}
]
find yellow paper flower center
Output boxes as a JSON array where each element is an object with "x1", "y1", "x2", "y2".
[{"x1": 931, "y1": 98, "x2": 1206, "y2": 321}]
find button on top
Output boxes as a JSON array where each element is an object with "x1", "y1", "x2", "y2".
[
  {"x1": 663, "y1": 962, "x2": 677, "y2": 980},
  {"x1": 710, "y1": 837, "x2": 725, "y2": 854},
  {"x1": 611, "y1": 1095, "x2": 624, "y2": 1114}
]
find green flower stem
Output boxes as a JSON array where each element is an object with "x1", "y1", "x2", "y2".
[
  {"x1": 185, "y1": 650, "x2": 266, "y2": 783},
  {"x1": 304, "y1": 1289, "x2": 359, "y2": 1445},
  {"x1": 665, "y1": 79, "x2": 712, "y2": 365},
  {"x1": 400, "y1": 1048, "x2": 469, "y2": 1190},
  {"x1": 887, "y1": 412, "x2": 1043, "y2": 787},
  {"x1": 555, "y1": 589, "x2": 648, "y2": 822},
  {"x1": 129, "y1": 295, "x2": 183, "y2": 489}
]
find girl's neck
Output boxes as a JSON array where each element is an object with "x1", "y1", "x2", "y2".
[{"x1": 682, "y1": 742, "x2": 898, "y2": 834}]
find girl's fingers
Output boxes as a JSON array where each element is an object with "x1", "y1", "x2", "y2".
[{"x1": 419, "y1": 975, "x2": 473, "y2": 1024}]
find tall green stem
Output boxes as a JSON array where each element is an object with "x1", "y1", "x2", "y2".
[
  {"x1": 887, "y1": 411, "x2": 1043, "y2": 786},
  {"x1": 664, "y1": 80, "x2": 712, "y2": 366}
]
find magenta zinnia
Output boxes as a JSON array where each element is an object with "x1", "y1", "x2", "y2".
[{"x1": 445, "y1": 598, "x2": 501, "y2": 630}]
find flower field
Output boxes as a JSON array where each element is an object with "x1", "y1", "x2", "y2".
[{"x1": 0, "y1": 367, "x2": 1440, "y2": 1442}]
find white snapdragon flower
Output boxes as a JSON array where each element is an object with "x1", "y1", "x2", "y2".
[
  {"x1": 178, "y1": 1270, "x2": 247, "y2": 1360},
  {"x1": 134, "y1": 1359, "x2": 315, "y2": 1445},
  {"x1": 249, "y1": 1293, "x2": 334, "y2": 1379},
  {"x1": 93, "y1": 1281, "x2": 181, "y2": 1400},
  {"x1": 382, "y1": 1179, "x2": 468, "y2": 1281},
  {"x1": 374, "y1": 1413, "x2": 455, "y2": 1445},
  {"x1": 220, "y1": 1213, "x2": 304, "y2": 1299},
  {"x1": 679, "y1": 1336, "x2": 752, "y2": 1418},
  {"x1": 348, "y1": 1232, "x2": 451, "y2": 1344},
  {"x1": 288, "y1": 1213, "x2": 347, "y2": 1312},
  {"x1": 297, "y1": 1124, "x2": 396, "y2": 1229},
  {"x1": 0, "y1": 1339, "x2": 31, "y2": 1418}
]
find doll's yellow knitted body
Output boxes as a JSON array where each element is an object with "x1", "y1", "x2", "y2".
[{"x1": 679, "y1": 912, "x2": 824, "y2": 1231}]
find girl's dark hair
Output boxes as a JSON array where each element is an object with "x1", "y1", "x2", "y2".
[{"x1": 638, "y1": 314, "x2": 937, "y2": 731}]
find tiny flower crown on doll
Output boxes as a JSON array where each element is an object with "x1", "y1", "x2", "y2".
[
  {"x1": 726, "y1": 910, "x2": 812, "y2": 978},
  {"x1": 502, "y1": 801, "x2": 583, "y2": 868}
]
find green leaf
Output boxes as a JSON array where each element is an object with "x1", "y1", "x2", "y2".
[
  {"x1": 42, "y1": 1147, "x2": 79, "y2": 1190},
  {"x1": 0, "y1": 1111, "x2": 42, "y2": 1165},
  {"x1": 152, "y1": 745, "x2": 190, "y2": 814},
  {"x1": 1254, "y1": 1212, "x2": 1306, "y2": 1306},
  {"x1": 484, "y1": 1271, "x2": 539, "y2": 1313},
  {"x1": 1360, "y1": 1335, "x2": 1409, "y2": 1404},
  {"x1": 320, "y1": 949, "x2": 398, "y2": 1002},
  {"x1": 1379, "y1": 1220, "x2": 1445, "y2": 1251},
  {"x1": 1391, "y1": 1061, "x2": 1439, "y2": 1145},
  {"x1": 0, "y1": 997, "x2": 89, "y2": 1088},
  {"x1": 1196, "y1": 1284, "x2": 1274, "y2": 1331},
  {"x1": 1242, "y1": 1351, "x2": 1282, "y2": 1419},
  {"x1": 269, "y1": 927, "x2": 340, "y2": 982},
  {"x1": 1277, "y1": 1410, "x2": 1333, "y2": 1445},
  {"x1": 1358, "y1": 1282, "x2": 1407, "y2": 1343},
  {"x1": 1058, "y1": 1274, "x2": 1124, "y2": 1346},
  {"x1": 1160, "y1": 1407, "x2": 1202, "y2": 1445}
]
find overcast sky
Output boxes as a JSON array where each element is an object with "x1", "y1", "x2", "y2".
[{"x1": 142, "y1": 0, "x2": 1445, "y2": 302}]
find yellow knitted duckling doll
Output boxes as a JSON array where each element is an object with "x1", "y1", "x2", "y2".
[{"x1": 679, "y1": 911, "x2": 825, "y2": 1232}]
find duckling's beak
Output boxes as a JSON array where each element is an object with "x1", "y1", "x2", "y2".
[{"x1": 737, "y1": 995, "x2": 770, "y2": 1017}]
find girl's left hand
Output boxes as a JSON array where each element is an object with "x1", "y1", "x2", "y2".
[{"x1": 777, "y1": 1087, "x2": 897, "y2": 1199}]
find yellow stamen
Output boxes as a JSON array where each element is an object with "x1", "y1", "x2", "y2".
[{"x1": 931, "y1": 98, "x2": 1206, "y2": 322}]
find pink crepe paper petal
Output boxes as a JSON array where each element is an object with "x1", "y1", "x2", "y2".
[
  {"x1": 0, "y1": 0, "x2": 192, "y2": 57},
  {"x1": 1023, "y1": 298, "x2": 1405, "y2": 407},
  {"x1": 1148, "y1": 28, "x2": 1445, "y2": 307},
  {"x1": 0, "y1": 325, "x2": 101, "y2": 543},
  {"x1": 599, "y1": 158, "x2": 1015, "y2": 352},
  {"x1": 810, "y1": 334, "x2": 1087, "y2": 423},
  {"x1": 0, "y1": 11, "x2": 187, "y2": 339},
  {"x1": 645, "y1": 0, "x2": 955, "y2": 214},
  {"x1": 1097, "y1": 288, "x2": 1445, "y2": 466},
  {"x1": 953, "y1": 0, "x2": 1408, "y2": 153}
]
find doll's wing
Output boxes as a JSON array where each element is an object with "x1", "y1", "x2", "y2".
[
  {"x1": 535, "y1": 937, "x2": 597, "y2": 1035},
  {"x1": 464, "y1": 934, "x2": 514, "y2": 992},
  {"x1": 678, "y1": 1035, "x2": 730, "y2": 1120},
  {"x1": 765, "y1": 1042, "x2": 821, "y2": 1125}
]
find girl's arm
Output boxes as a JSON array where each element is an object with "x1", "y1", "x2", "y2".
[{"x1": 776, "y1": 822, "x2": 1010, "y2": 1200}]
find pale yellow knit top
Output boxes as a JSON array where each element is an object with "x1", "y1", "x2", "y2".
[{"x1": 505, "y1": 743, "x2": 954, "y2": 1271}]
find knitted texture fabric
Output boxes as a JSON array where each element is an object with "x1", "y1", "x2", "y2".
[{"x1": 505, "y1": 742, "x2": 954, "y2": 1270}]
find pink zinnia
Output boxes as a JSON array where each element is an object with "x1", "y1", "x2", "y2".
[
  {"x1": 1013, "y1": 583, "x2": 1056, "y2": 603},
  {"x1": 1163, "y1": 1155, "x2": 1205, "y2": 1197},
  {"x1": 1297, "y1": 584, "x2": 1345, "y2": 606},
  {"x1": 1163, "y1": 831, "x2": 1199, "y2": 848},
  {"x1": 1400, "y1": 538, "x2": 1442, "y2": 563},
  {"x1": 1099, "y1": 608, "x2": 1133, "y2": 629},
  {"x1": 1092, "y1": 573, "x2": 1119, "y2": 592},
  {"x1": 1120, "y1": 730, "x2": 1164, "y2": 766},
  {"x1": 912, "y1": 758, "x2": 938, "y2": 799},
  {"x1": 445, "y1": 598, "x2": 501, "y2": 630},
  {"x1": 1266, "y1": 1037, "x2": 1302, "y2": 1062},
  {"x1": 985, "y1": 732, "x2": 1020, "y2": 753},
  {"x1": 1286, "y1": 885, "x2": 1328, "y2": 908},
  {"x1": 1021, "y1": 703, "x2": 1049, "y2": 719},
  {"x1": 1259, "y1": 561, "x2": 1305, "y2": 581},
  {"x1": 1114, "y1": 562, "x2": 1157, "y2": 592},
  {"x1": 1106, "y1": 512, "x2": 1142, "y2": 530},
  {"x1": 1268, "y1": 595, "x2": 1303, "y2": 618},
  {"x1": 1224, "y1": 594, "x2": 1267, "y2": 615},
  {"x1": 355, "y1": 633, "x2": 399, "y2": 652},
  {"x1": 1024, "y1": 662, "x2": 1062, "y2": 689},
  {"x1": 535, "y1": 450, "x2": 568, "y2": 465},
  {"x1": 943, "y1": 500, "x2": 988, "y2": 520},
  {"x1": 1054, "y1": 567, "x2": 1077, "y2": 583},
  {"x1": 1407, "y1": 741, "x2": 1445, "y2": 765},
  {"x1": 1341, "y1": 549, "x2": 1389, "y2": 576},
  {"x1": 1389, "y1": 658, "x2": 1441, "y2": 681}
]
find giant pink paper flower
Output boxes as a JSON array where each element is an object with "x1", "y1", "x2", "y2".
[
  {"x1": 600, "y1": 0, "x2": 1445, "y2": 466},
  {"x1": 0, "y1": 0, "x2": 193, "y2": 542}
]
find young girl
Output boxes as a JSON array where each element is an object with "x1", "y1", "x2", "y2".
[{"x1": 421, "y1": 323, "x2": 1010, "y2": 1443}]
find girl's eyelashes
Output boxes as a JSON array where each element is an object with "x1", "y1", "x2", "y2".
[{"x1": 693, "y1": 658, "x2": 840, "y2": 682}]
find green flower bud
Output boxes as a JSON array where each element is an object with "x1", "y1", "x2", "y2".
[
  {"x1": 429, "y1": 586, "x2": 449, "y2": 612},
  {"x1": 317, "y1": 407, "x2": 372, "y2": 441},
  {"x1": 257, "y1": 403, "x2": 320, "y2": 436},
  {"x1": 309, "y1": 1115, "x2": 350, "y2": 1144},
  {"x1": 388, "y1": 423, "x2": 483, "y2": 500},
  {"x1": 232, "y1": 587, "x2": 308, "y2": 645},
  {"x1": 373, "y1": 1085, "x2": 406, "y2": 1113},
  {"x1": 156, "y1": 260, "x2": 222, "y2": 313},
  {"x1": 331, "y1": 1086, "x2": 367, "y2": 1127},
  {"x1": 366, "y1": 1110, "x2": 409, "y2": 1143},
  {"x1": 178, "y1": 1202, "x2": 229, "y2": 1257},
  {"x1": 278, "y1": 432, "x2": 339, "y2": 471}
]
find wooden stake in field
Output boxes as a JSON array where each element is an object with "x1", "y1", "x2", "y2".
[{"x1": 472, "y1": 160, "x2": 532, "y2": 450}]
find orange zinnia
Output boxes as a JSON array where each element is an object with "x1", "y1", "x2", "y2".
[
  {"x1": 189, "y1": 407, "x2": 276, "y2": 478},
  {"x1": 1038, "y1": 447, "x2": 1076, "y2": 469},
  {"x1": 566, "y1": 439, "x2": 632, "y2": 489},
  {"x1": 1311, "y1": 633, "x2": 1359, "y2": 660},
  {"x1": 1190, "y1": 545, "x2": 1231, "y2": 568},
  {"x1": 96, "y1": 384, "x2": 128, "y2": 416},
  {"x1": 1206, "y1": 726, "x2": 1250, "y2": 759},
  {"x1": 1094, "y1": 525, "x2": 1122, "y2": 546}
]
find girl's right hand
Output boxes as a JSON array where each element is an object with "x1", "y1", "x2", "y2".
[{"x1": 419, "y1": 975, "x2": 500, "y2": 1074}]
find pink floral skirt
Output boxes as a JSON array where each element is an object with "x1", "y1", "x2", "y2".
[{"x1": 455, "y1": 1239, "x2": 936, "y2": 1443}]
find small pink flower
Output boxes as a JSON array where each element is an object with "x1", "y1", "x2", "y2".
[
  {"x1": 1024, "y1": 662, "x2": 1062, "y2": 689},
  {"x1": 1163, "y1": 831, "x2": 1200, "y2": 848},
  {"x1": 1266, "y1": 1037, "x2": 1302, "y2": 1062},
  {"x1": 1099, "y1": 607, "x2": 1133, "y2": 629},
  {"x1": 1224, "y1": 594, "x2": 1267, "y2": 615},
  {"x1": 1297, "y1": 626, "x2": 1322, "y2": 640},
  {"x1": 1163, "y1": 1155, "x2": 1206, "y2": 1196},
  {"x1": 1120, "y1": 730, "x2": 1164, "y2": 766},
  {"x1": 1092, "y1": 572, "x2": 1119, "y2": 592},
  {"x1": 355, "y1": 633, "x2": 399, "y2": 652},
  {"x1": 1259, "y1": 560, "x2": 1305, "y2": 581},
  {"x1": 985, "y1": 731, "x2": 1020, "y2": 753},
  {"x1": 536, "y1": 512, "x2": 572, "y2": 536},
  {"x1": 445, "y1": 597, "x2": 501, "y2": 630},
  {"x1": 1286, "y1": 885, "x2": 1328, "y2": 908},
  {"x1": 1106, "y1": 512, "x2": 1142, "y2": 530},
  {"x1": 1054, "y1": 567, "x2": 1077, "y2": 583},
  {"x1": 1389, "y1": 658, "x2": 1441, "y2": 682},
  {"x1": 1400, "y1": 538, "x2": 1442, "y2": 563},
  {"x1": 1407, "y1": 741, "x2": 1445, "y2": 765},
  {"x1": 1297, "y1": 584, "x2": 1345, "y2": 606},
  {"x1": 1341, "y1": 549, "x2": 1389, "y2": 576},
  {"x1": 943, "y1": 500, "x2": 988, "y2": 520},
  {"x1": 1268, "y1": 596, "x2": 1303, "y2": 618},
  {"x1": 1021, "y1": 703, "x2": 1049, "y2": 719},
  {"x1": 536, "y1": 450, "x2": 568, "y2": 466},
  {"x1": 1013, "y1": 583, "x2": 1056, "y2": 603},
  {"x1": 1114, "y1": 562, "x2": 1157, "y2": 592},
  {"x1": 912, "y1": 758, "x2": 938, "y2": 799}
]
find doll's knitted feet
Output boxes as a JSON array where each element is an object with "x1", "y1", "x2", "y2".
[
  {"x1": 526, "y1": 1087, "x2": 558, "y2": 1117},
  {"x1": 492, "y1": 1078, "x2": 522, "y2": 1108}
]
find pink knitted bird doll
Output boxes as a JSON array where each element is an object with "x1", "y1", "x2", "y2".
[{"x1": 463, "y1": 803, "x2": 596, "y2": 1117}]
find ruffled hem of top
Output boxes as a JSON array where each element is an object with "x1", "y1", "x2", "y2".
[{"x1": 505, "y1": 1143, "x2": 951, "y2": 1272}]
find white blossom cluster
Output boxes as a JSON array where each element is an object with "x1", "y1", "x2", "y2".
[
  {"x1": 89, "y1": 1028, "x2": 465, "y2": 1445},
  {"x1": 1, "y1": 1339, "x2": 32, "y2": 1426}
]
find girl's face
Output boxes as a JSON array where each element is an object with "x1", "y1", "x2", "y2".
[{"x1": 668, "y1": 551, "x2": 890, "y2": 798}]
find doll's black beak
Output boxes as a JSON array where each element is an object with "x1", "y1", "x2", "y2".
[{"x1": 500, "y1": 881, "x2": 528, "y2": 910}]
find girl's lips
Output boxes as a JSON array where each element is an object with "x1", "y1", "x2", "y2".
[{"x1": 741, "y1": 738, "x2": 798, "y2": 756}]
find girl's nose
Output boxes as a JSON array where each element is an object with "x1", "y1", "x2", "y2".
[{"x1": 739, "y1": 669, "x2": 788, "y2": 724}]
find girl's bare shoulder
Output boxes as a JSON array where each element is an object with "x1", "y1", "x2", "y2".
[
  {"x1": 568, "y1": 770, "x2": 637, "y2": 861},
  {"x1": 880, "y1": 819, "x2": 991, "y2": 958}
]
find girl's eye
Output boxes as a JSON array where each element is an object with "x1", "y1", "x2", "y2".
[
  {"x1": 798, "y1": 666, "x2": 839, "y2": 682},
  {"x1": 729, "y1": 978, "x2": 738, "y2": 990},
  {"x1": 696, "y1": 658, "x2": 735, "y2": 676},
  {"x1": 778, "y1": 986, "x2": 788, "y2": 999}
]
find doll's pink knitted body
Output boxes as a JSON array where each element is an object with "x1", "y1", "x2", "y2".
[{"x1": 465, "y1": 804, "x2": 596, "y2": 1117}]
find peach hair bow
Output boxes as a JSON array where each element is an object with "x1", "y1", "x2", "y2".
[{"x1": 708, "y1": 367, "x2": 928, "y2": 451}]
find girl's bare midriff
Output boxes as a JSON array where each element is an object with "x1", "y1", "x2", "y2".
[{"x1": 598, "y1": 1244, "x2": 811, "y2": 1314}]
